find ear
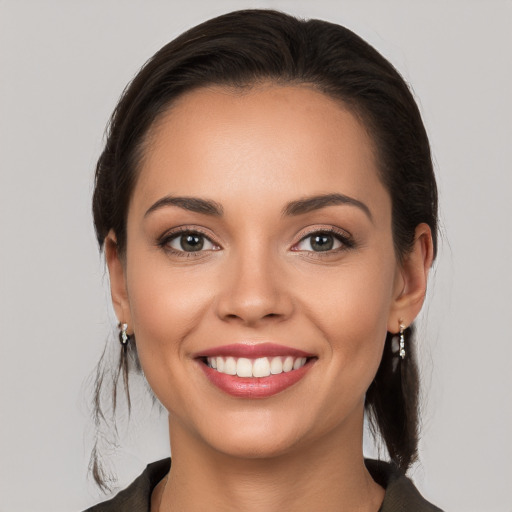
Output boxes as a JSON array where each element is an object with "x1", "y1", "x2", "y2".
[
  {"x1": 105, "y1": 230, "x2": 132, "y2": 333},
  {"x1": 387, "y1": 223, "x2": 434, "y2": 333}
]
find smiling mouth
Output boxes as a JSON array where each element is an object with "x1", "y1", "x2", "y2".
[
  {"x1": 195, "y1": 343, "x2": 316, "y2": 398},
  {"x1": 203, "y1": 355, "x2": 309, "y2": 378}
]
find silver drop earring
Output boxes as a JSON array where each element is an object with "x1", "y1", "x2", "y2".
[
  {"x1": 399, "y1": 322, "x2": 406, "y2": 360},
  {"x1": 119, "y1": 322, "x2": 129, "y2": 346}
]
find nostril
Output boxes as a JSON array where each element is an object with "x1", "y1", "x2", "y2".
[{"x1": 215, "y1": 287, "x2": 293, "y2": 325}]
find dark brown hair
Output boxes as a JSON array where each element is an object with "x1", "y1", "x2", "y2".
[{"x1": 91, "y1": 8, "x2": 438, "y2": 487}]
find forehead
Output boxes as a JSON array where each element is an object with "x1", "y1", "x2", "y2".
[{"x1": 133, "y1": 84, "x2": 389, "y2": 218}]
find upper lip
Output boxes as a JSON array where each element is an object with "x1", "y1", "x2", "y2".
[{"x1": 193, "y1": 343, "x2": 315, "y2": 359}]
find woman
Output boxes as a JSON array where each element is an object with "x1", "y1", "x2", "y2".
[{"x1": 86, "y1": 9, "x2": 442, "y2": 511}]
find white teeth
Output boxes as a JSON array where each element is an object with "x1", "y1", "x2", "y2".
[
  {"x1": 224, "y1": 357, "x2": 237, "y2": 375},
  {"x1": 283, "y1": 356, "x2": 294, "y2": 372},
  {"x1": 253, "y1": 357, "x2": 271, "y2": 377},
  {"x1": 293, "y1": 357, "x2": 307, "y2": 370},
  {"x1": 236, "y1": 358, "x2": 253, "y2": 377},
  {"x1": 270, "y1": 357, "x2": 283, "y2": 374},
  {"x1": 206, "y1": 355, "x2": 309, "y2": 377}
]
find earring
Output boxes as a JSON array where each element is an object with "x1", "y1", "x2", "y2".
[
  {"x1": 399, "y1": 321, "x2": 406, "y2": 360},
  {"x1": 118, "y1": 322, "x2": 129, "y2": 346}
]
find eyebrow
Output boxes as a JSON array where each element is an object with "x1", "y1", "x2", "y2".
[
  {"x1": 144, "y1": 192, "x2": 372, "y2": 221},
  {"x1": 282, "y1": 193, "x2": 373, "y2": 221},
  {"x1": 144, "y1": 196, "x2": 224, "y2": 218}
]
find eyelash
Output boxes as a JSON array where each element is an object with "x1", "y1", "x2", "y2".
[
  {"x1": 157, "y1": 227, "x2": 219, "y2": 258},
  {"x1": 292, "y1": 227, "x2": 355, "y2": 255},
  {"x1": 157, "y1": 226, "x2": 355, "y2": 257}
]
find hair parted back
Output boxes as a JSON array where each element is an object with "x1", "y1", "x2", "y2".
[{"x1": 92, "y1": 8, "x2": 438, "y2": 486}]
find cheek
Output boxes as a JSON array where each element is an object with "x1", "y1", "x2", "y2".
[
  {"x1": 304, "y1": 256, "x2": 396, "y2": 385},
  {"x1": 123, "y1": 259, "x2": 217, "y2": 415},
  {"x1": 310, "y1": 256, "x2": 394, "y2": 330},
  {"x1": 125, "y1": 257, "x2": 214, "y2": 359}
]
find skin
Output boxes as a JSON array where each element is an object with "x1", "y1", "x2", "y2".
[{"x1": 106, "y1": 84, "x2": 433, "y2": 512}]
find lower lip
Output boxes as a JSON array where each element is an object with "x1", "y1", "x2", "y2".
[{"x1": 198, "y1": 360, "x2": 314, "y2": 398}]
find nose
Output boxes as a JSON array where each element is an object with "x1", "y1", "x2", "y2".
[{"x1": 215, "y1": 246, "x2": 294, "y2": 327}]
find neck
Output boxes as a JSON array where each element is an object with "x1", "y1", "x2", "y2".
[{"x1": 153, "y1": 412, "x2": 384, "y2": 512}]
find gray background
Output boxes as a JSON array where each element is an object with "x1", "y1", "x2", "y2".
[{"x1": 1, "y1": 1, "x2": 511, "y2": 511}]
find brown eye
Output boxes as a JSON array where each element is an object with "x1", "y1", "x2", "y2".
[
  {"x1": 181, "y1": 234, "x2": 204, "y2": 251},
  {"x1": 167, "y1": 231, "x2": 217, "y2": 252},
  {"x1": 310, "y1": 234, "x2": 334, "y2": 251},
  {"x1": 294, "y1": 231, "x2": 345, "y2": 252}
]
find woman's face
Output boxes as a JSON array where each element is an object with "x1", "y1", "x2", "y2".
[{"x1": 108, "y1": 84, "x2": 423, "y2": 458}]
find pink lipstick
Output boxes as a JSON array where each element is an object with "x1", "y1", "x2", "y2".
[{"x1": 195, "y1": 343, "x2": 316, "y2": 398}]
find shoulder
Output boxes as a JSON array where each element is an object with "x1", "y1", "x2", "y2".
[
  {"x1": 83, "y1": 459, "x2": 171, "y2": 512},
  {"x1": 365, "y1": 459, "x2": 444, "y2": 512}
]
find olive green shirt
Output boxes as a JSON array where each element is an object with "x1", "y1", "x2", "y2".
[{"x1": 84, "y1": 458, "x2": 443, "y2": 511}]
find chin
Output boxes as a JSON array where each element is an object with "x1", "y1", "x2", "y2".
[
  {"x1": 199, "y1": 412, "x2": 307, "y2": 460},
  {"x1": 212, "y1": 433, "x2": 299, "y2": 460}
]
